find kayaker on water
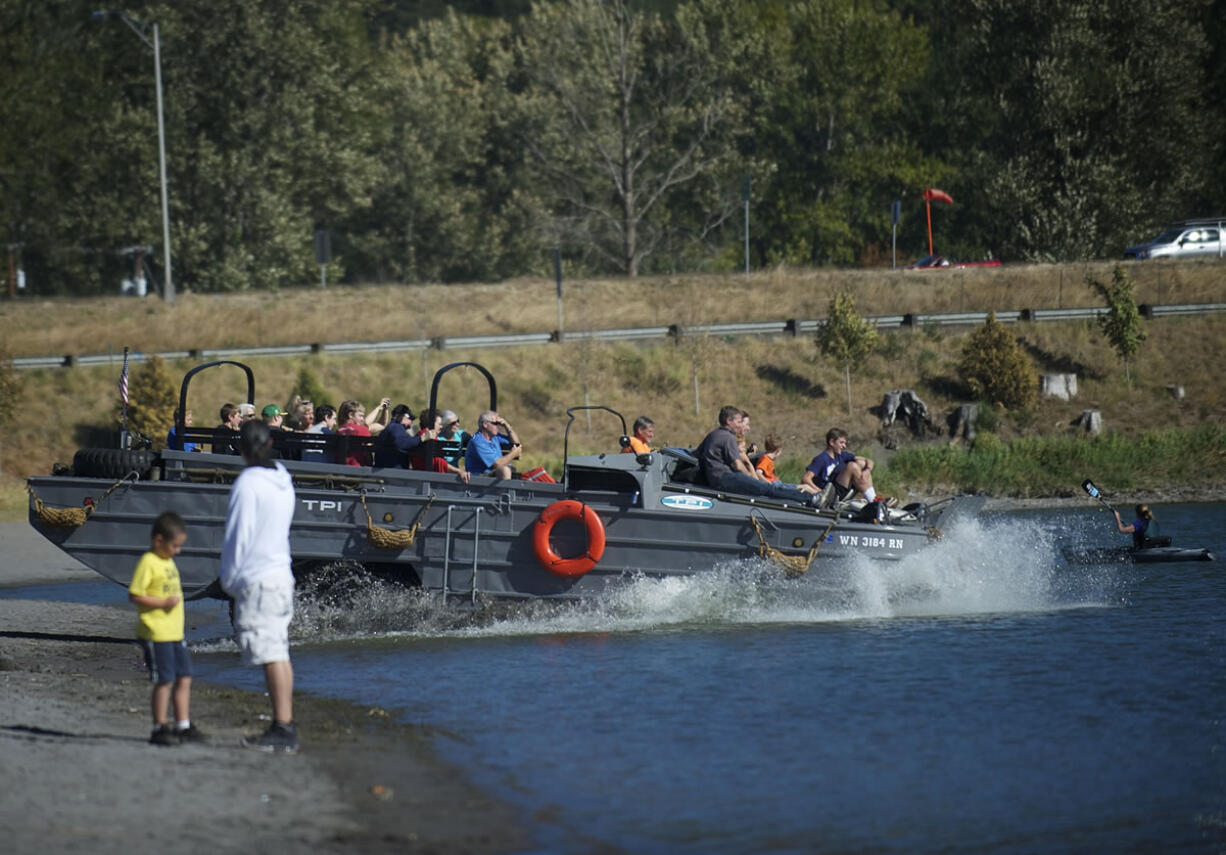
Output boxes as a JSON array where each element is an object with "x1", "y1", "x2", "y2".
[{"x1": 1113, "y1": 504, "x2": 1155, "y2": 549}]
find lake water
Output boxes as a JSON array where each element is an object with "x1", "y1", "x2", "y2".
[{"x1": 14, "y1": 504, "x2": 1225, "y2": 853}]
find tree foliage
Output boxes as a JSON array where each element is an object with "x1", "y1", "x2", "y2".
[
  {"x1": 1, "y1": 0, "x2": 1223, "y2": 291},
  {"x1": 1086, "y1": 263, "x2": 1146, "y2": 383},
  {"x1": 123, "y1": 355, "x2": 177, "y2": 448},
  {"x1": 515, "y1": 0, "x2": 737, "y2": 276},
  {"x1": 956, "y1": 312, "x2": 1037, "y2": 410},
  {"x1": 816, "y1": 291, "x2": 878, "y2": 414},
  {"x1": 915, "y1": 0, "x2": 1220, "y2": 261},
  {"x1": 291, "y1": 365, "x2": 332, "y2": 410}
]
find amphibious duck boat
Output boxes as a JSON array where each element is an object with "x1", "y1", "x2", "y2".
[{"x1": 28, "y1": 361, "x2": 984, "y2": 601}]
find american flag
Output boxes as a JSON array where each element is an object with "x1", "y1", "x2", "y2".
[{"x1": 118, "y1": 349, "x2": 130, "y2": 406}]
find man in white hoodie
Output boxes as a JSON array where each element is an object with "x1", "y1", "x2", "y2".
[{"x1": 220, "y1": 420, "x2": 299, "y2": 752}]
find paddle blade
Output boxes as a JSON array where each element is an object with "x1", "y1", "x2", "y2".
[{"x1": 1081, "y1": 479, "x2": 1101, "y2": 500}]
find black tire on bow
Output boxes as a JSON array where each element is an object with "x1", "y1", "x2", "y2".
[{"x1": 72, "y1": 448, "x2": 155, "y2": 480}]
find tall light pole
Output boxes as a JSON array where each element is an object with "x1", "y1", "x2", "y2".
[{"x1": 92, "y1": 11, "x2": 174, "y2": 305}]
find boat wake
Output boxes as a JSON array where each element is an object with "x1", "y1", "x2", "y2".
[{"x1": 260, "y1": 512, "x2": 1125, "y2": 645}]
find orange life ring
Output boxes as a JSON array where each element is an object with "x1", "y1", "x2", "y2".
[{"x1": 533, "y1": 499, "x2": 606, "y2": 577}]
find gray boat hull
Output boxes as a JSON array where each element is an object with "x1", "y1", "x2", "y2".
[{"x1": 29, "y1": 448, "x2": 981, "y2": 600}]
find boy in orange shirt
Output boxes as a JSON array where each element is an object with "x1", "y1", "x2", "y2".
[
  {"x1": 756, "y1": 433, "x2": 818, "y2": 493},
  {"x1": 755, "y1": 433, "x2": 783, "y2": 481}
]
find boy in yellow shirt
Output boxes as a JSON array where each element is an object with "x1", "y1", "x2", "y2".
[{"x1": 128, "y1": 511, "x2": 206, "y2": 746}]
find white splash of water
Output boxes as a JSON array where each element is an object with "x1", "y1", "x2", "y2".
[{"x1": 272, "y1": 511, "x2": 1120, "y2": 644}]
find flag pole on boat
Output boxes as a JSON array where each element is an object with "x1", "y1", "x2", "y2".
[{"x1": 118, "y1": 346, "x2": 130, "y2": 450}]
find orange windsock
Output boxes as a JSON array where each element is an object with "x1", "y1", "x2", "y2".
[{"x1": 922, "y1": 188, "x2": 953, "y2": 205}]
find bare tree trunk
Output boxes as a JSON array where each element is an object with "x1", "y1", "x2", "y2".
[
  {"x1": 844, "y1": 365, "x2": 852, "y2": 415},
  {"x1": 692, "y1": 357, "x2": 700, "y2": 418},
  {"x1": 621, "y1": 43, "x2": 636, "y2": 276}
]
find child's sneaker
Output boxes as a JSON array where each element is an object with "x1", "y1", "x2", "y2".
[
  {"x1": 177, "y1": 725, "x2": 208, "y2": 744},
  {"x1": 242, "y1": 721, "x2": 298, "y2": 753},
  {"x1": 149, "y1": 724, "x2": 178, "y2": 746}
]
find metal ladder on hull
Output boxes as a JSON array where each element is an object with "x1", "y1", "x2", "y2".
[{"x1": 442, "y1": 504, "x2": 483, "y2": 604}]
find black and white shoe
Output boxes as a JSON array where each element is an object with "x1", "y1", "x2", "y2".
[
  {"x1": 149, "y1": 724, "x2": 178, "y2": 746},
  {"x1": 177, "y1": 724, "x2": 208, "y2": 744},
  {"x1": 242, "y1": 721, "x2": 298, "y2": 754}
]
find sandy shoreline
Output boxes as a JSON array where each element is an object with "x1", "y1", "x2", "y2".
[{"x1": 0, "y1": 525, "x2": 529, "y2": 855}]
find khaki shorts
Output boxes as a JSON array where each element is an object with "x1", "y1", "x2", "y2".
[{"x1": 232, "y1": 580, "x2": 294, "y2": 666}]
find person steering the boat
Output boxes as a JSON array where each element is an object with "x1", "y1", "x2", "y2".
[
  {"x1": 1113, "y1": 504, "x2": 1155, "y2": 550},
  {"x1": 621, "y1": 416, "x2": 655, "y2": 454},
  {"x1": 694, "y1": 406, "x2": 819, "y2": 507},
  {"x1": 801, "y1": 428, "x2": 888, "y2": 505},
  {"x1": 466, "y1": 410, "x2": 521, "y2": 479}
]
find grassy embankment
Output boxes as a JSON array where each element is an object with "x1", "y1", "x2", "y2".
[{"x1": 3, "y1": 258, "x2": 1225, "y2": 519}]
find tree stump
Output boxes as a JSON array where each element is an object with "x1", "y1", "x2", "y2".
[
  {"x1": 949, "y1": 403, "x2": 978, "y2": 444},
  {"x1": 1072, "y1": 409, "x2": 1102, "y2": 435},
  {"x1": 1039, "y1": 373, "x2": 1078, "y2": 400},
  {"x1": 878, "y1": 389, "x2": 936, "y2": 435}
]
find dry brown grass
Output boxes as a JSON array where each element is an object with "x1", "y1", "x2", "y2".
[
  {"x1": 2, "y1": 259, "x2": 1222, "y2": 358},
  {"x1": 5, "y1": 259, "x2": 1225, "y2": 519}
]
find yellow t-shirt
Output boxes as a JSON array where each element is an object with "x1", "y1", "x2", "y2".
[{"x1": 128, "y1": 551, "x2": 185, "y2": 642}]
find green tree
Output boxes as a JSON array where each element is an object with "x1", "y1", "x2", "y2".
[
  {"x1": 344, "y1": 11, "x2": 537, "y2": 283},
  {"x1": 1086, "y1": 263, "x2": 1146, "y2": 383},
  {"x1": 123, "y1": 355, "x2": 177, "y2": 448},
  {"x1": 816, "y1": 291, "x2": 878, "y2": 415},
  {"x1": 515, "y1": 0, "x2": 738, "y2": 276},
  {"x1": 943, "y1": 0, "x2": 1218, "y2": 260},
  {"x1": 699, "y1": 0, "x2": 941, "y2": 267},
  {"x1": 956, "y1": 312, "x2": 1036, "y2": 409},
  {"x1": 290, "y1": 365, "x2": 331, "y2": 409}
]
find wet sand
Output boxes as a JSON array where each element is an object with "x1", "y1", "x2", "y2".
[{"x1": 0, "y1": 524, "x2": 529, "y2": 855}]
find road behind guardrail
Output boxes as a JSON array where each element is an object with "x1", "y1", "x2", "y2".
[{"x1": 14, "y1": 302, "x2": 1225, "y2": 370}]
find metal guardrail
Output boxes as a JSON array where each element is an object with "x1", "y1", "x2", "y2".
[{"x1": 13, "y1": 302, "x2": 1226, "y2": 371}]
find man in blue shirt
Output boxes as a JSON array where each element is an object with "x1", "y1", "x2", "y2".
[
  {"x1": 465, "y1": 410, "x2": 521, "y2": 479},
  {"x1": 801, "y1": 427, "x2": 882, "y2": 504},
  {"x1": 166, "y1": 408, "x2": 199, "y2": 452}
]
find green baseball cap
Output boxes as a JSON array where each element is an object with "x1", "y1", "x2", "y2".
[{"x1": 261, "y1": 404, "x2": 285, "y2": 418}]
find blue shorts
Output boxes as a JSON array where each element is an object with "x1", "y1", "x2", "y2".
[{"x1": 139, "y1": 639, "x2": 193, "y2": 685}]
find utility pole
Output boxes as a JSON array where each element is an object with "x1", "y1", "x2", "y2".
[{"x1": 742, "y1": 176, "x2": 751, "y2": 276}]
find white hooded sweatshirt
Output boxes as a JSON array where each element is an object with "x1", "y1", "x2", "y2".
[{"x1": 219, "y1": 461, "x2": 296, "y2": 597}]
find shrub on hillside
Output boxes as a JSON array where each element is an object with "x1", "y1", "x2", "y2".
[
  {"x1": 1086, "y1": 264, "x2": 1146, "y2": 383},
  {"x1": 816, "y1": 291, "x2": 879, "y2": 414},
  {"x1": 290, "y1": 365, "x2": 331, "y2": 409},
  {"x1": 0, "y1": 347, "x2": 21, "y2": 430},
  {"x1": 956, "y1": 312, "x2": 1036, "y2": 409},
  {"x1": 122, "y1": 355, "x2": 177, "y2": 448}
]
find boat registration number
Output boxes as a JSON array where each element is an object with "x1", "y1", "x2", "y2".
[{"x1": 838, "y1": 534, "x2": 904, "y2": 550}]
